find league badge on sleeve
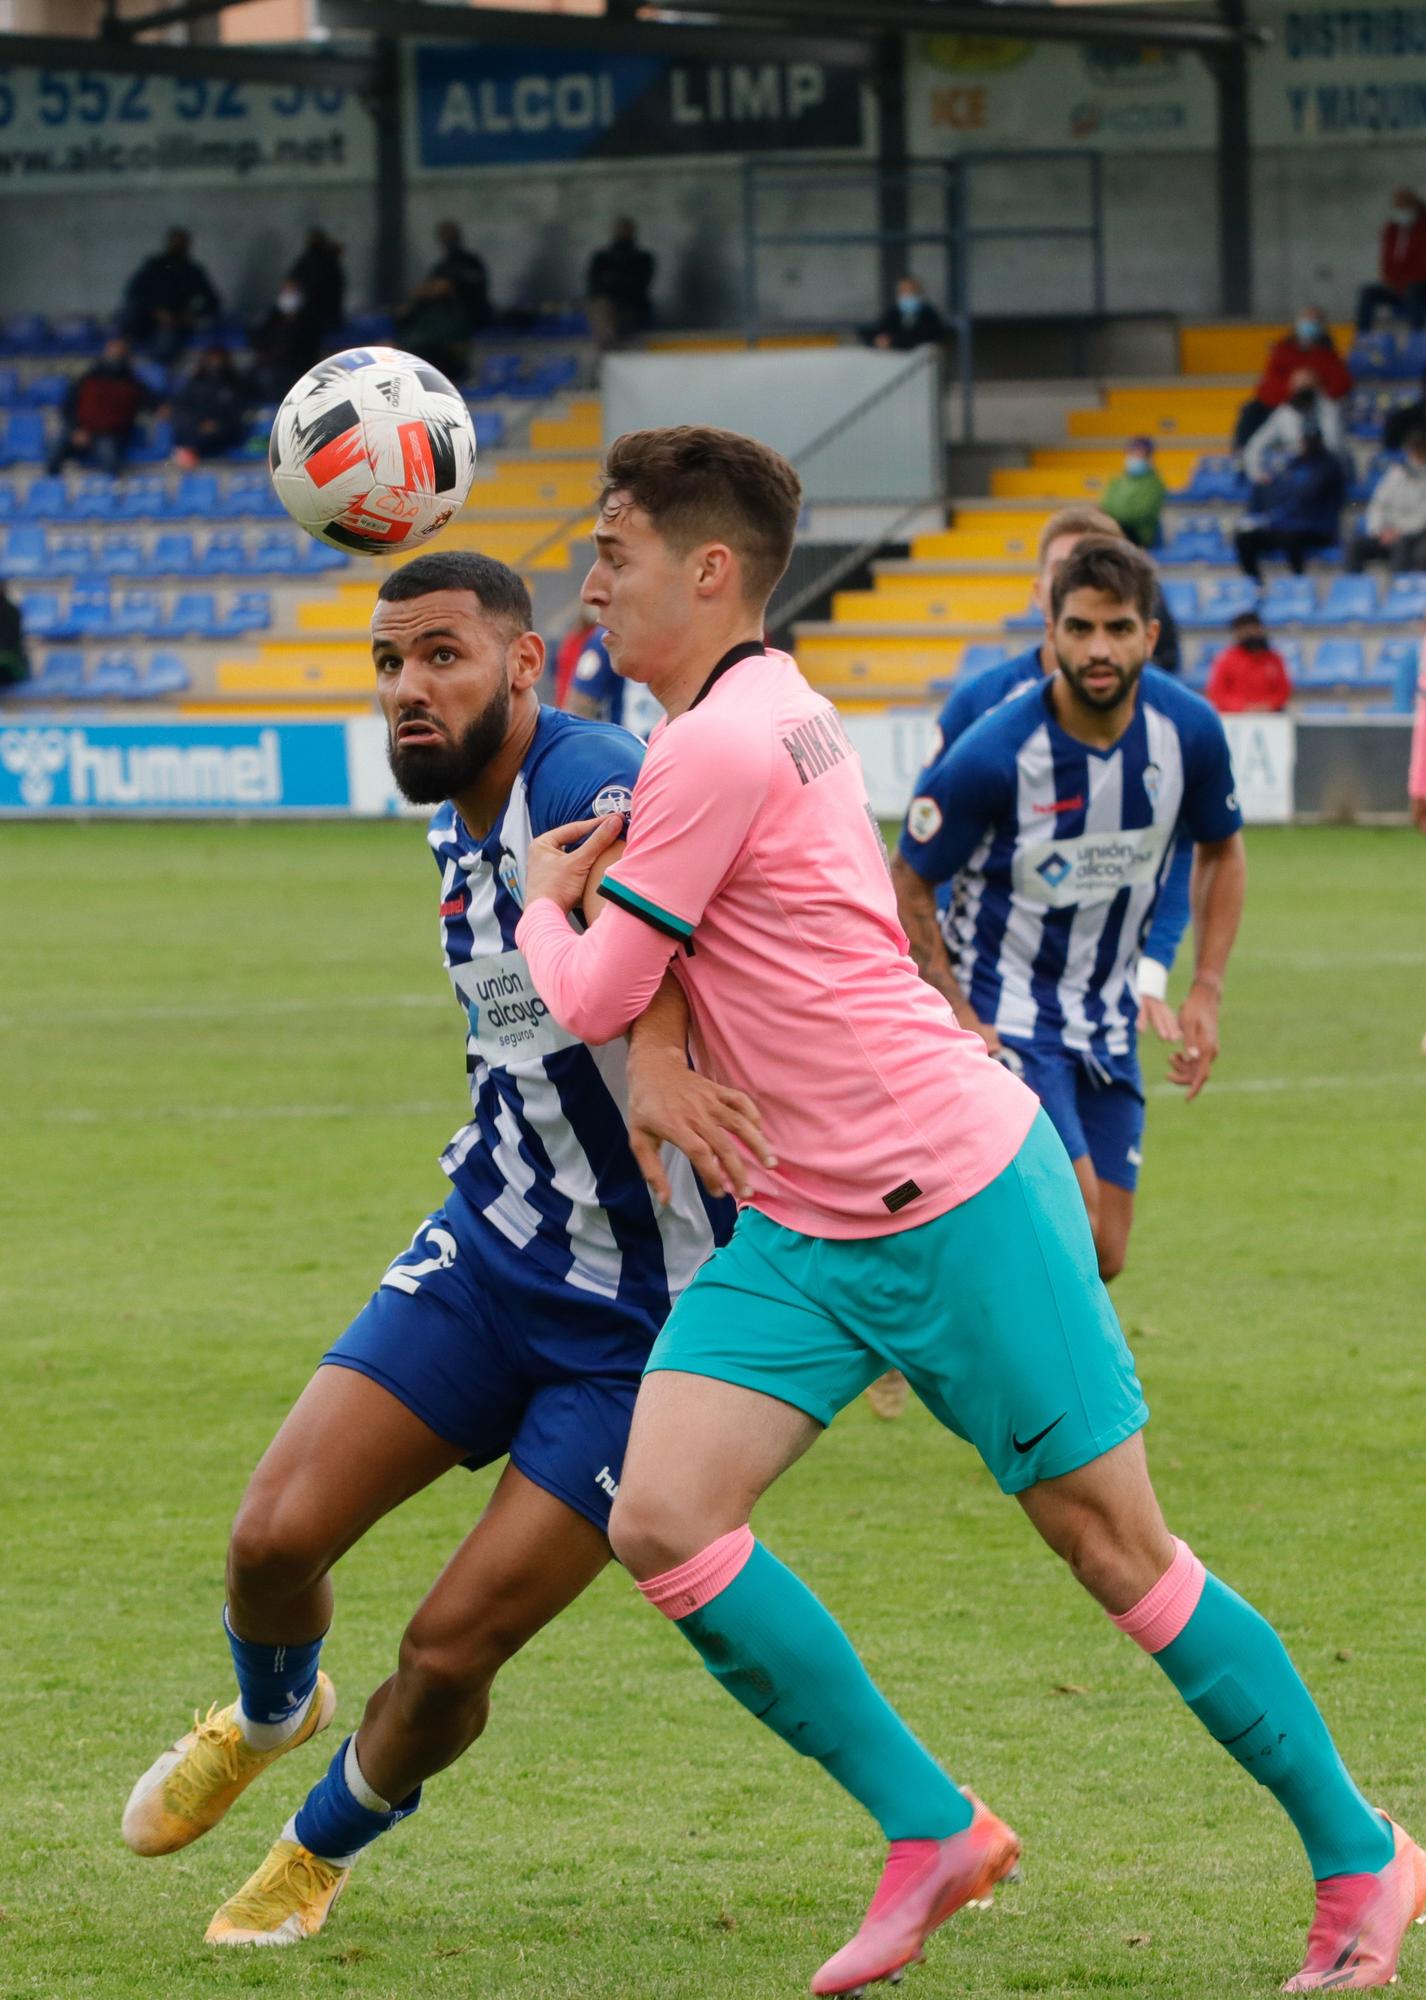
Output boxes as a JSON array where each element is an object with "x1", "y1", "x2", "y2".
[
  {"x1": 907, "y1": 794, "x2": 944, "y2": 843},
  {"x1": 593, "y1": 783, "x2": 635, "y2": 822}
]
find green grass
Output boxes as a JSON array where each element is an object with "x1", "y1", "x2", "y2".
[{"x1": 2, "y1": 821, "x2": 1424, "y2": 2000}]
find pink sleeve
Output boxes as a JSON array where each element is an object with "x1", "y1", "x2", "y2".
[
  {"x1": 595, "y1": 706, "x2": 773, "y2": 941},
  {"x1": 516, "y1": 898, "x2": 677, "y2": 1046},
  {"x1": 1410, "y1": 643, "x2": 1426, "y2": 801}
]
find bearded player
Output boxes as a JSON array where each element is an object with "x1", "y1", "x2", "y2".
[
  {"x1": 120, "y1": 552, "x2": 751, "y2": 1946},
  {"x1": 515, "y1": 427, "x2": 1423, "y2": 1996}
]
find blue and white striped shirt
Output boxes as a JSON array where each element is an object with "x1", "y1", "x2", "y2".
[{"x1": 430, "y1": 706, "x2": 725, "y2": 1314}]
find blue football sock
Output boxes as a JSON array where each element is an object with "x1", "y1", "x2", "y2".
[
  {"x1": 665, "y1": 1539, "x2": 971, "y2": 1842},
  {"x1": 224, "y1": 1606, "x2": 323, "y2": 1728},
  {"x1": 1150, "y1": 1571, "x2": 1393, "y2": 1879},
  {"x1": 293, "y1": 1736, "x2": 420, "y2": 1864}
]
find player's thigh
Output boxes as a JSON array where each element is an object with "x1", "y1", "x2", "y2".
[
  {"x1": 884, "y1": 1110, "x2": 1149, "y2": 1496},
  {"x1": 401, "y1": 1461, "x2": 611, "y2": 1681},
  {"x1": 1015, "y1": 1430, "x2": 1174, "y2": 1614}
]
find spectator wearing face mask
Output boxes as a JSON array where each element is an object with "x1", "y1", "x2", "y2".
[
  {"x1": 1242, "y1": 370, "x2": 1346, "y2": 488},
  {"x1": 1347, "y1": 423, "x2": 1426, "y2": 574},
  {"x1": 864, "y1": 276, "x2": 947, "y2": 352},
  {"x1": 1103, "y1": 436, "x2": 1167, "y2": 548},
  {"x1": 1234, "y1": 423, "x2": 1346, "y2": 581},
  {"x1": 1356, "y1": 189, "x2": 1426, "y2": 334},
  {"x1": 248, "y1": 280, "x2": 325, "y2": 403},
  {"x1": 171, "y1": 344, "x2": 248, "y2": 469},
  {"x1": 1232, "y1": 310, "x2": 1352, "y2": 451},
  {"x1": 1205, "y1": 611, "x2": 1294, "y2": 714}
]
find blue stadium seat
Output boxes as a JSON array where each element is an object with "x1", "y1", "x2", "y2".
[
  {"x1": 111, "y1": 590, "x2": 164, "y2": 638},
  {"x1": 340, "y1": 313, "x2": 397, "y2": 347},
  {"x1": 2, "y1": 410, "x2": 48, "y2": 465},
  {"x1": 197, "y1": 532, "x2": 249, "y2": 576},
  {"x1": 152, "y1": 531, "x2": 199, "y2": 574},
  {"x1": 161, "y1": 591, "x2": 219, "y2": 639},
  {"x1": 0, "y1": 368, "x2": 20, "y2": 406},
  {"x1": 175, "y1": 470, "x2": 222, "y2": 516},
  {"x1": 471, "y1": 412, "x2": 505, "y2": 452},
  {"x1": 1372, "y1": 573, "x2": 1426, "y2": 623},
  {"x1": 1180, "y1": 456, "x2": 1249, "y2": 502},
  {"x1": 17, "y1": 590, "x2": 70, "y2": 638},
  {"x1": 293, "y1": 538, "x2": 348, "y2": 573},
  {"x1": 1377, "y1": 637, "x2": 1421, "y2": 709},
  {"x1": 68, "y1": 475, "x2": 121, "y2": 521},
  {"x1": 1302, "y1": 699, "x2": 1352, "y2": 715},
  {"x1": 1275, "y1": 636, "x2": 1305, "y2": 679},
  {"x1": 960, "y1": 644, "x2": 1010, "y2": 679},
  {"x1": 225, "y1": 474, "x2": 281, "y2": 519},
  {"x1": 1201, "y1": 577, "x2": 1258, "y2": 622},
  {"x1": 0, "y1": 315, "x2": 50, "y2": 356},
  {"x1": 88, "y1": 653, "x2": 144, "y2": 697},
  {"x1": 96, "y1": 536, "x2": 149, "y2": 578},
  {"x1": 1260, "y1": 576, "x2": 1317, "y2": 622},
  {"x1": 1185, "y1": 642, "x2": 1216, "y2": 690},
  {"x1": 6, "y1": 651, "x2": 85, "y2": 700},
  {"x1": 5, "y1": 524, "x2": 49, "y2": 575},
  {"x1": 128, "y1": 416, "x2": 174, "y2": 464},
  {"x1": 219, "y1": 589, "x2": 272, "y2": 636},
  {"x1": 249, "y1": 531, "x2": 301, "y2": 576},
  {"x1": 1309, "y1": 575, "x2": 1377, "y2": 625},
  {"x1": 0, "y1": 479, "x2": 17, "y2": 519},
  {"x1": 1161, "y1": 578, "x2": 1200, "y2": 622},
  {"x1": 26, "y1": 373, "x2": 69, "y2": 409},
  {"x1": 140, "y1": 653, "x2": 192, "y2": 697},
  {"x1": 1349, "y1": 332, "x2": 1399, "y2": 381},
  {"x1": 1160, "y1": 522, "x2": 1230, "y2": 565},
  {"x1": 117, "y1": 475, "x2": 172, "y2": 522},
  {"x1": 49, "y1": 316, "x2": 104, "y2": 356},
  {"x1": 47, "y1": 535, "x2": 94, "y2": 577},
  {"x1": 69, "y1": 586, "x2": 116, "y2": 638},
  {"x1": 1302, "y1": 639, "x2": 1365, "y2": 684},
  {"x1": 23, "y1": 476, "x2": 68, "y2": 520}
]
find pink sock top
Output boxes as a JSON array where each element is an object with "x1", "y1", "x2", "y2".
[
  {"x1": 635, "y1": 1525, "x2": 755, "y2": 1621},
  {"x1": 1110, "y1": 1537, "x2": 1206, "y2": 1654}
]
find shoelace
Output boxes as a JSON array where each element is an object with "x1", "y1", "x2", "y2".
[
  {"x1": 163, "y1": 1705, "x2": 247, "y2": 1814},
  {"x1": 227, "y1": 1846, "x2": 341, "y2": 1926}
]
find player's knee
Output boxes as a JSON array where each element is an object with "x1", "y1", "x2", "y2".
[
  {"x1": 1057, "y1": 1513, "x2": 1162, "y2": 1610},
  {"x1": 394, "y1": 1618, "x2": 506, "y2": 1725},
  {"x1": 227, "y1": 1495, "x2": 330, "y2": 1603},
  {"x1": 607, "y1": 1491, "x2": 689, "y2": 1582}
]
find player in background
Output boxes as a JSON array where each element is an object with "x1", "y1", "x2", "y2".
[
  {"x1": 515, "y1": 427, "x2": 1423, "y2": 1997},
  {"x1": 892, "y1": 537, "x2": 1245, "y2": 1283},
  {"x1": 121, "y1": 552, "x2": 753, "y2": 1948},
  {"x1": 563, "y1": 613, "x2": 666, "y2": 740}
]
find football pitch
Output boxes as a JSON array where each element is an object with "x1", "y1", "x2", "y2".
[{"x1": 3, "y1": 819, "x2": 1423, "y2": 2000}]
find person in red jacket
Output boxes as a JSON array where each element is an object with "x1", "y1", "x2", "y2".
[
  {"x1": 1232, "y1": 309, "x2": 1352, "y2": 450},
  {"x1": 1205, "y1": 610, "x2": 1294, "y2": 713},
  {"x1": 46, "y1": 337, "x2": 155, "y2": 478},
  {"x1": 1357, "y1": 189, "x2": 1426, "y2": 334}
]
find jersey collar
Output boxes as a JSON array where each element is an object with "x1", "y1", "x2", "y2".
[{"x1": 689, "y1": 639, "x2": 766, "y2": 711}]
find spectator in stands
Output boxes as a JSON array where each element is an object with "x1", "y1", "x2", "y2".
[
  {"x1": 1243, "y1": 371, "x2": 1346, "y2": 487},
  {"x1": 587, "y1": 217, "x2": 656, "y2": 351},
  {"x1": 0, "y1": 577, "x2": 29, "y2": 689},
  {"x1": 1356, "y1": 189, "x2": 1426, "y2": 334},
  {"x1": 1232, "y1": 309, "x2": 1352, "y2": 451},
  {"x1": 864, "y1": 277, "x2": 947, "y2": 352},
  {"x1": 46, "y1": 337, "x2": 155, "y2": 478},
  {"x1": 248, "y1": 280, "x2": 325, "y2": 402},
  {"x1": 1103, "y1": 436, "x2": 1167, "y2": 548},
  {"x1": 171, "y1": 344, "x2": 247, "y2": 468},
  {"x1": 1234, "y1": 423, "x2": 1346, "y2": 581},
  {"x1": 1347, "y1": 422, "x2": 1426, "y2": 574},
  {"x1": 1205, "y1": 609, "x2": 1293, "y2": 713},
  {"x1": 287, "y1": 227, "x2": 346, "y2": 343},
  {"x1": 120, "y1": 227, "x2": 220, "y2": 364},
  {"x1": 553, "y1": 602, "x2": 602, "y2": 708},
  {"x1": 396, "y1": 221, "x2": 491, "y2": 381},
  {"x1": 1384, "y1": 366, "x2": 1426, "y2": 452}
]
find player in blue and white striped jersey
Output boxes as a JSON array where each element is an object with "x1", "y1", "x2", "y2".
[
  {"x1": 892, "y1": 536, "x2": 1246, "y2": 1283},
  {"x1": 123, "y1": 551, "x2": 747, "y2": 1949}
]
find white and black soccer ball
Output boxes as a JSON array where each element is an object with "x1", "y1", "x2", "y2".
[{"x1": 268, "y1": 346, "x2": 478, "y2": 555}]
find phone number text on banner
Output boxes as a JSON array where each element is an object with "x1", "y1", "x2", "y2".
[{"x1": 0, "y1": 68, "x2": 374, "y2": 190}]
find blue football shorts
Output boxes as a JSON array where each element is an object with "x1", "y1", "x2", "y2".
[
  {"x1": 999, "y1": 1038, "x2": 1146, "y2": 1192},
  {"x1": 322, "y1": 1184, "x2": 660, "y2": 1533}
]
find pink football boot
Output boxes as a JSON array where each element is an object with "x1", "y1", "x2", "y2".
[
  {"x1": 811, "y1": 1791, "x2": 1021, "y2": 1997},
  {"x1": 1283, "y1": 1818, "x2": 1426, "y2": 1991}
]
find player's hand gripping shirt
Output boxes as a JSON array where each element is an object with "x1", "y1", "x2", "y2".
[
  {"x1": 517, "y1": 645, "x2": 1036, "y2": 1239},
  {"x1": 898, "y1": 668, "x2": 1243, "y2": 1061},
  {"x1": 432, "y1": 705, "x2": 723, "y2": 1311}
]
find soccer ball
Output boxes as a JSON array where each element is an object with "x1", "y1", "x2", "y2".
[{"x1": 268, "y1": 346, "x2": 478, "y2": 555}]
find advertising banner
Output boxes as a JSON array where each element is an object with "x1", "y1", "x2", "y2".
[
  {"x1": 410, "y1": 42, "x2": 867, "y2": 173},
  {"x1": 1249, "y1": 0, "x2": 1426, "y2": 145},
  {"x1": 0, "y1": 720, "x2": 354, "y2": 814},
  {"x1": 0, "y1": 67, "x2": 373, "y2": 192},
  {"x1": 906, "y1": 32, "x2": 1217, "y2": 154}
]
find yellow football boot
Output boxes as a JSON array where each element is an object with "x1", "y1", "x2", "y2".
[
  {"x1": 205, "y1": 1836, "x2": 350, "y2": 1947},
  {"x1": 122, "y1": 1672, "x2": 336, "y2": 1856}
]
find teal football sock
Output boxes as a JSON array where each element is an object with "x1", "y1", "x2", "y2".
[
  {"x1": 646, "y1": 1533, "x2": 971, "y2": 1842},
  {"x1": 1117, "y1": 1543, "x2": 1392, "y2": 1880}
]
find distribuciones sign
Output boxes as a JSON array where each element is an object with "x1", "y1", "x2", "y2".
[
  {"x1": 0, "y1": 67, "x2": 373, "y2": 191},
  {"x1": 1250, "y1": 0, "x2": 1426, "y2": 145},
  {"x1": 409, "y1": 42, "x2": 867, "y2": 172}
]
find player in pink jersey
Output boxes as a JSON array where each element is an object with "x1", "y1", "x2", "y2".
[{"x1": 515, "y1": 427, "x2": 1422, "y2": 1996}]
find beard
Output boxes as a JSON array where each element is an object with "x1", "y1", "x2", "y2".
[
  {"x1": 1055, "y1": 653, "x2": 1144, "y2": 713},
  {"x1": 386, "y1": 679, "x2": 511, "y2": 805}
]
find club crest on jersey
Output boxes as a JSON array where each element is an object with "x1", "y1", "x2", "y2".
[
  {"x1": 1143, "y1": 761, "x2": 1163, "y2": 804},
  {"x1": 593, "y1": 783, "x2": 634, "y2": 819},
  {"x1": 498, "y1": 850, "x2": 523, "y2": 906},
  {"x1": 906, "y1": 794, "x2": 943, "y2": 842}
]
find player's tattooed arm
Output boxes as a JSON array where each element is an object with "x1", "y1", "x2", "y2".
[
  {"x1": 889, "y1": 853, "x2": 1001, "y2": 1053},
  {"x1": 627, "y1": 975, "x2": 777, "y2": 1206}
]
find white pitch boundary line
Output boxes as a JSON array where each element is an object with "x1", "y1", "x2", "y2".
[{"x1": 6, "y1": 1069, "x2": 1425, "y2": 1128}]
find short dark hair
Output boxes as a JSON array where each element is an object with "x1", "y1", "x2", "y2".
[
  {"x1": 377, "y1": 550, "x2": 532, "y2": 635},
  {"x1": 1230, "y1": 608, "x2": 1265, "y2": 636},
  {"x1": 1049, "y1": 535, "x2": 1158, "y2": 624},
  {"x1": 600, "y1": 426, "x2": 802, "y2": 606},
  {"x1": 1402, "y1": 421, "x2": 1426, "y2": 453}
]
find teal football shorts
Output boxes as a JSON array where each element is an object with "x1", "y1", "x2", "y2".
[{"x1": 644, "y1": 1109, "x2": 1148, "y2": 1494}]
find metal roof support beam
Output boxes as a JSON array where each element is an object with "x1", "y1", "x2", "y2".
[
  {"x1": 644, "y1": 0, "x2": 1265, "y2": 52},
  {"x1": 0, "y1": 29, "x2": 374, "y2": 88}
]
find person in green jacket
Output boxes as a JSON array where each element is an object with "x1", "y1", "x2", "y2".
[{"x1": 1104, "y1": 435, "x2": 1167, "y2": 549}]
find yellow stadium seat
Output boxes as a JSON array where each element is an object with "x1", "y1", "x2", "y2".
[
  {"x1": 991, "y1": 467, "x2": 1111, "y2": 500},
  {"x1": 796, "y1": 633, "x2": 963, "y2": 684},
  {"x1": 1179, "y1": 321, "x2": 1352, "y2": 377},
  {"x1": 911, "y1": 525, "x2": 1043, "y2": 562},
  {"x1": 834, "y1": 578, "x2": 1029, "y2": 626},
  {"x1": 1030, "y1": 446, "x2": 1202, "y2": 481},
  {"x1": 215, "y1": 645, "x2": 373, "y2": 697},
  {"x1": 529, "y1": 402, "x2": 603, "y2": 453},
  {"x1": 462, "y1": 460, "x2": 600, "y2": 512}
]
